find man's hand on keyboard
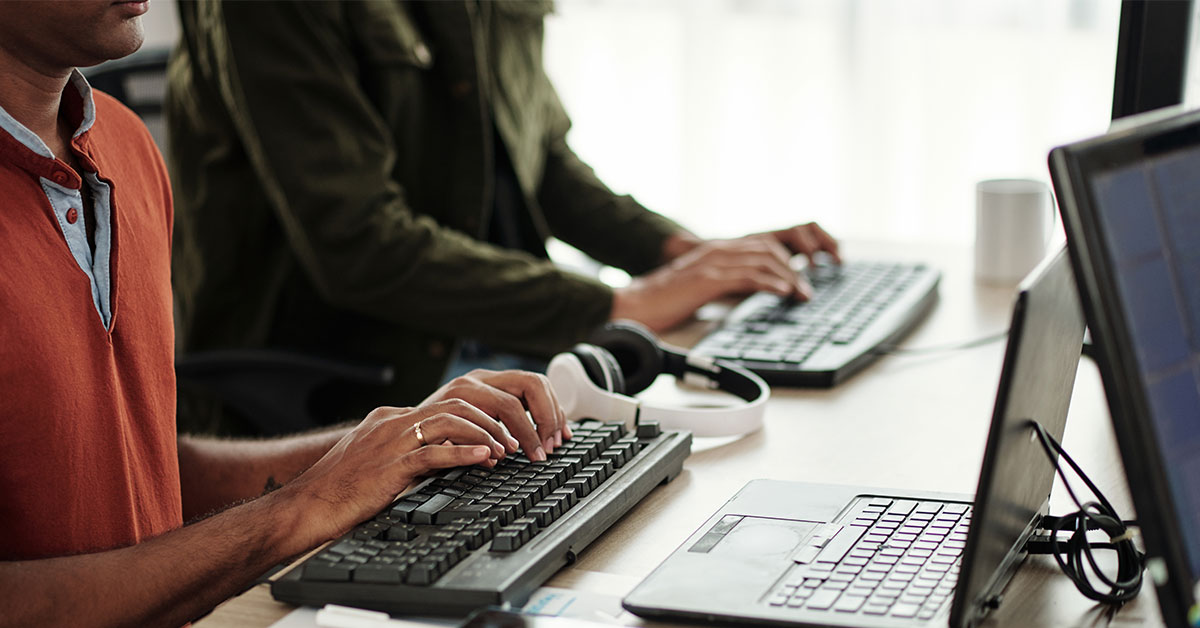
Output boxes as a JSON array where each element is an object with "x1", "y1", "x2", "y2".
[
  {"x1": 421, "y1": 369, "x2": 570, "y2": 462},
  {"x1": 279, "y1": 370, "x2": 565, "y2": 549},
  {"x1": 613, "y1": 227, "x2": 836, "y2": 332},
  {"x1": 761, "y1": 222, "x2": 842, "y2": 265}
]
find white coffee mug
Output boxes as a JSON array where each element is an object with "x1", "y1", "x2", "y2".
[{"x1": 974, "y1": 179, "x2": 1055, "y2": 285}]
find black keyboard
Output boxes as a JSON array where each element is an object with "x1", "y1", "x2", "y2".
[
  {"x1": 693, "y1": 261, "x2": 940, "y2": 387},
  {"x1": 769, "y1": 497, "x2": 971, "y2": 620},
  {"x1": 272, "y1": 421, "x2": 692, "y2": 616}
]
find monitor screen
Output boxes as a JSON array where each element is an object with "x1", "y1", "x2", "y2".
[
  {"x1": 1112, "y1": 0, "x2": 1196, "y2": 119},
  {"x1": 1088, "y1": 147, "x2": 1200, "y2": 580}
]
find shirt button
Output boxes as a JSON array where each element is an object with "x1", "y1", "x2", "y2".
[
  {"x1": 51, "y1": 170, "x2": 69, "y2": 185},
  {"x1": 428, "y1": 341, "x2": 446, "y2": 359},
  {"x1": 66, "y1": 208, "x2": 78, "y2": 224},
  {"x1": 413, "y1": 43, "x2": 432, "y2": 66},
  {"x1": 451, "y1": 81, "x2": 473, "y2": 98}
]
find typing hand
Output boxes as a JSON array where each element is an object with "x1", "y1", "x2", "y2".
[
  {"x1": 762, "y1": 221, "x2": 842, "y2": 266},
  {"x1": 279, "y1": 401, "x2": 507, "y2": 549},
  {"x1": 612, "y1": 236, "x2": 812, "y2": 333},
  {"x1": 421, "y1": 370, "x2": 569, "y2": 462}
]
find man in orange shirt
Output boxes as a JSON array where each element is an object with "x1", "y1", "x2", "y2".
[{"x1": 0, "y1": 2, "x2": 567, "y2": 624}]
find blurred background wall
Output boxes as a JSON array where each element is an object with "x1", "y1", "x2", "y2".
[{"x1": 138, "y1": 0, "x2": 1120, "y2": 248}]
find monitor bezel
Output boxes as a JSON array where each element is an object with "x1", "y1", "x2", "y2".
[
  {"x1": 1112, "y1": 0, "x2": 1193, "y2": 120},
  {"x1": 1049, "y1": 106, "x2": 1200, "y2": 627}
]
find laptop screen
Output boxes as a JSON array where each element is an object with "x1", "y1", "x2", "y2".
[
  {"x1": 1051, "y1": 107, "x2": 1200, "y2": 625},
  {"x1": 1089, "y1": 146, "x2": 1200, "y2": 581}
]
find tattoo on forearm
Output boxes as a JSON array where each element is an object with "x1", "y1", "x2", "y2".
[{"x1": 263, "y1": 475, "x2": 283, "y2": 495}]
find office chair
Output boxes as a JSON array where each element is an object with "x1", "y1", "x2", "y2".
[
  {"x1": 85, "y1": 48, "x2": 396, "y2": 436},
  {"x1": 174, "y1": 350, "x2": 394, "y2": 436}
]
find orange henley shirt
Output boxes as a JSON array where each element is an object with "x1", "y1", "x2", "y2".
[{"x1": 0, "y1": 82, "x2": 182, "y2": 560}]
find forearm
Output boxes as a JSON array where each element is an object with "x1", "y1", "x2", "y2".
[
  {"x1": 0, "y1": 490, "x2": 309, "y2": 628},
  {"x1": 178, "y1": 426, "x2": 349, "y2": 521}
]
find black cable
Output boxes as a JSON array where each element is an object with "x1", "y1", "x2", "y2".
[
  {"x1": 1027, "y1": 420, "x2": 1144, "y2": 604},
  {"x1": 870, "y1": 330, "x2": 1009, "y2": 356}
]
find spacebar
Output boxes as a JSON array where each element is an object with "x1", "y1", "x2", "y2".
[{"x1": 814, "y1": 524, "x2": 868, "y2": 565}]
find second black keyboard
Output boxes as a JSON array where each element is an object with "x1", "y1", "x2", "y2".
[
  {"x1": 272, "y1": 420, "x2": 692, "y2": 616},
  {"x1": 693, "y1": 260, "x2": 940, "y2": 387}
]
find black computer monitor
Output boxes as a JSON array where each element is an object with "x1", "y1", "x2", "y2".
[
  {"x1": 1111, "y1": 0, "x2": 1195, "y2": 120},
  {"x1": 1050, "y1": 108, "x2": 1200, "y2": 627}
]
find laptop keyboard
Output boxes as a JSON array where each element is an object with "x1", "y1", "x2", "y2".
[
  {"x1": 272, "y1": 420, "x2": 692, "y2": 615},
  {"x1": 768, "y1": 497, "x2": 972, "y2": 620},
  {"x1": 693, "y1": 261, "x2": 939, "y2": 387}
]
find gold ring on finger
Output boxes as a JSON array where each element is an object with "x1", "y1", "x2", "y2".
[{"x1": 414, "y1": 420, "x2": 427, "y2": 447}]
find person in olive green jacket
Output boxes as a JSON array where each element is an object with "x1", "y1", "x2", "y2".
[{"x1": 167, "y1": 0, "x2": 840, "y2": 434}]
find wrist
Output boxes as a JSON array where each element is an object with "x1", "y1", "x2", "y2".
[
  {"x1": 661, "y1": 231, "x2": 702, "y2": 263},
  {"x1": 255, "y1": 482, "x2": 334, "y2": 558},
  {"x1": 610, "y1": 285, "x2": 638, "y2": 322}
]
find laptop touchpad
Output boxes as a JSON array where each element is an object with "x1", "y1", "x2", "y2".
[{"x1": 690, "y1": 515, "x2": 818, "y2": 557}]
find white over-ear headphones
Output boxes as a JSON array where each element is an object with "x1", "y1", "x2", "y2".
[{"x1": 546, "y1": 321, "x2": 768, "y2": 437}]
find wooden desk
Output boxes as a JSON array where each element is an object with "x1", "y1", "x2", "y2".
[{"x1": 196, "y1": 241, "x2": 1161, "y2": 627}]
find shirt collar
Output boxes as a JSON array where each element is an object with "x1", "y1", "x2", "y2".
[{"x1": 0, "y1": 69, "x2": 96, "y2": 160}]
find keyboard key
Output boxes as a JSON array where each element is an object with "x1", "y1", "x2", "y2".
[
  {"x1": 849, "y1": 583, "x2": 878, "y2": 596},
  {"x1": 354, "y1": 564, "x2": 404, "y2": 584},
  {"x1": 834, "y1": 595, "x2": 867, "y2": 612},
  {"x1": 303, "y1": 561, "x2": 354, "y2": 582},
  {"x1": 491, "y1": 530, "x2": 524, "y2": 552},
  {"x1": 805, "y1": 589, "x2": 842, "y2": 610},
  {"x1": 890, "y1": 603, "x2": 921, "y2": 618},
  {"x1": 405, "y1": 561, "x2": 442, "y2": 585},
  {"x1": 411, "y1": 493, "x2": 455, "y2": 525},
  {"x1": 563, "y1": 478, "x2": 592, "y2": 498},
  {"x1": 816, "y1": 525, "x2": 868, "y2": 564}
]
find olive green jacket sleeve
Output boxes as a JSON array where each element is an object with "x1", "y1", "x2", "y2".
[{"x1": 190, "y1": 1, "x2": 651, "y2": 354}]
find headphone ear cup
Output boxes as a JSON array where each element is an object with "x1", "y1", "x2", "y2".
[
  {"x1": 570, "y1": 344, "x2": 627, "y2": 395},
  {"x1": 589, "y1": 320, "x2": 663, "y2": 396}
]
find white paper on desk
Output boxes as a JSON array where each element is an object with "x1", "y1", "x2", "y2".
[
  {"x1": 267, "y1": 580, "x2": 635, "y2": 628},
  {"x1": 519, "y1": 586, "x2": 639, "y2": 625},
  {"x1": 268, "y1": 606, "x2": 455, "y2": 628}
]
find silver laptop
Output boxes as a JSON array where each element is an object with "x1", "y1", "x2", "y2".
[{"x1": 624, "y1": 247, "x2": 1085, "y2": 627}]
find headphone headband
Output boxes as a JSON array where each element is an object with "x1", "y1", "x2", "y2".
[{"x1": 547, "y1": 322, "x2": 768, "y2": 437}]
